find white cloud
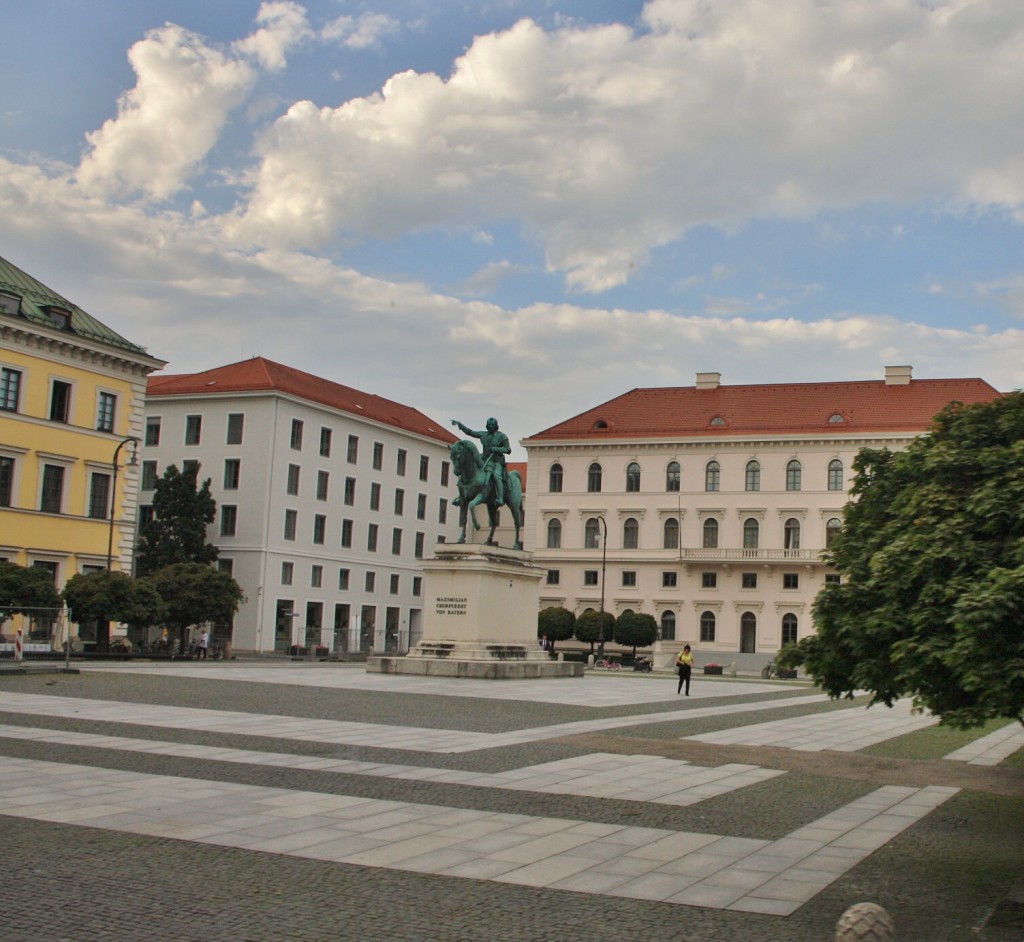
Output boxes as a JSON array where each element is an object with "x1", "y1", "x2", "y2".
[
  {"x1": 233, "y1": 0, "x2": 1024, "y2": 291},
  {"x1": 234, "y1": 1, "x2": 312, "y2": 70},
  {"x1": 322, "y1": 12, "x2": 400, "y2": 49}
]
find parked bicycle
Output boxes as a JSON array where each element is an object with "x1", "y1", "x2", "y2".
[{"x1": 593, "y1": 656, "x2": 621, "y2": 671}]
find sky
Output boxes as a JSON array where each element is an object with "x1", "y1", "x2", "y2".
[{"x1": 3, "y1": 0, "x2": 1024, "y2": 458}]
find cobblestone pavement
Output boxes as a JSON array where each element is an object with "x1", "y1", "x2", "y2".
[{"x1": 0, "y1": 662, "x2": 1021, "y2": 942}]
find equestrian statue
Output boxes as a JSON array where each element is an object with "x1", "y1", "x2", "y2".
[{"x1": 450, "y1": 417, "x2": 525, "y2": 550}]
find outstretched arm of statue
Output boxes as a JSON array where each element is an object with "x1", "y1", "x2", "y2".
[{"x1": 451, "y1": 420, "x2": 478, "y2": 438}]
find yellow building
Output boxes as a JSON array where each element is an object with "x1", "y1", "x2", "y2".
[{"x1": 0, "y1": 254, "x2": 165, "y2": 647}]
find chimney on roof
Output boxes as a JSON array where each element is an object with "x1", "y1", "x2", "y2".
[
  {"x1": 884, "y1": 365, "x2": 912, "y2": 386},
  {"x1": 696, "y1": 372, "x2": 721, "y2": 390}
]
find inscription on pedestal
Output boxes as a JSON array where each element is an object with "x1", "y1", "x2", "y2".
[{"x1": 436, "y1": 596, "x2": 468, "y2": 617}]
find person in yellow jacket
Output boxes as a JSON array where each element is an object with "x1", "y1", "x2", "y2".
[{"x1": 676, "y1": 644, "x2": 694, "y2": 695}]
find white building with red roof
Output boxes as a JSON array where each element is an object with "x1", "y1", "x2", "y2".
[
  {"x1": 521, "y1": 366, "x2": 1001, "y2": 666},
  {"x1": 143, "y1": 358, "x2": 459, "y2": 655}
]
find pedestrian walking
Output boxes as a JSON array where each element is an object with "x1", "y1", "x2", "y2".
[
  {"x1": 676, "y1": 644, "x2": 693, "y2": 695},
  {"x1": 197, "y1": 629, "x2": 209, "y2": 660}
]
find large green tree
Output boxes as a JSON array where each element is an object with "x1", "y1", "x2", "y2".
[
  {"x1": 537, "y1": 606, "x2": 575, "y2": 654},
  {"x1": 613, "y1": 611, "x2": 658, "y2": 657},
  {"x1": 135, "y1": 463, "x2": 218, "y2": 576},
  {"x1": 63, "y1": 571, "x2": 165, "y2": 634},
  {"x1": 0, "y1": 562, "x2": 61, "y2": 613},
  {"x1": 148, "y1": 563, "x2": 244, "y2": 651},
  {"x1": 574, "y1": 610, "x2": 616, "y2": 654},
  {"x1": 787, "y1": 393, "x2": 1024, "y2": 728}
]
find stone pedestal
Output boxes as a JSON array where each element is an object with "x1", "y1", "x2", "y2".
[{"x1": 367, "y1": 544, "x2": 583, "y2": 678}]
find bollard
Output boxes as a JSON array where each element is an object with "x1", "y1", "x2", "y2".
[
  {"x1": 14, "y1": 627, "x2": 23, "y2": 662},
  {"x1": 835, "y1": 902, "x2": 895, "y2": 941},
  {"x1": 728, "y1": 660, "x2": 737, "y2": 677}
]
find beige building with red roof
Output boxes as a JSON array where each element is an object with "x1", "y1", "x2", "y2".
[
  {"x1": 143, "y1": 358, "x2": 459, "y2": 654},
  {"x1": 521, "y1": 366, "x2": 1001, "y2": 667}
]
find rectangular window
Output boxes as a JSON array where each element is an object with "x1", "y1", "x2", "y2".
[
  {"x1": 141, "y1": 460, "x2": 158, "y2": 491},
  {"x1": 441, "y1": 461, "x2": 450, "y2": 487},
  {"x1": 546, "y1": 570, "x2": 560, "y2": 586},
  {"x1": 281, "y1": 561, "x2": 293, "y2": 585},
  {"x1": 373, "y1": 442, "x2": 384, "y2": 470},
  {"x1": 311, "y1": 564, "x2": 323, "y2": 588},
  {"x1": 338, "y1": 568, "x2": 350, "y2": 590},
  {"x1": 185, "y1": 414, "x2": 202, "y2": 445},
  {"x1": 742, "y1": 572, "x2": 758, "y2": 589},
  {"x1": 622, "y1": 571, "x2": 637, "y2": 587},
  {"x1": 290, "y1": 419, "x2": 304, "y2": 450},
  {"x1": 416, "y1": 493, "x2": 427, "y2": 520},
  {"x1": 419, "y1": 455, "x2": 429, "y2": 481},
  {"x1": 145, "y1": 417, "x2": 161, "y2": 446},
  {"x1": 368, "y1": 481, "x2": 380, "y2": 510},
  {"x1": 438, "y1": 498, "x2": 448, "y2": 525},
  {"x1": 40, "y1": 464, "x2": 65, "y2": 513},
  {"x1": 347, "y1": 435, "x2": 359, "y2": 464},
  {"x1": 391, "y1": 528, "x2": 402, "y2": 555},
  {"x1": 319, "y1": 427, "x2": 332, "y2": 457},
  {"x1": 341, "y1": 519, "x2": 353, "y2": 548},
  {"x1": 701, "y1": 571, "x2": 718, "y2": 589},
  {"x1": 365, "y1": 571, "x2": 376, "y2": 592},
  {"x1": 287, "y1": 464, "x2": 300, "y2": 496},
  {"x1": 583, "y1": 570, "x2": 599, "y2": 586},
  {"x1": 414, "y1": 532, "x2": 425, "y2": 558},
  {"x1": 367, "y1": 523, "x2": 378, "y2": 552},
  {"x1": 346, "y1": 477, "x2": 357, "y2": 507},
  {"x1": 49, "y1": 380, "x2": 72, "y2": 422},
  {"x1": 182, "y1": 459, "x2": 199, "y2": 475},
  {"x1": 396, "y1": 448, "x2": 407, "y2": 476},
  {"x1": 223, "y1": 459, "x2": 240, "y2": 490},
  {"x1": 0, "y1": 456, "x2": 13, "y2": 507},
  {"x1": 389, "y1": 574, "x2": 400, "y2": 595},
  {"x1": 783, "y1": 572, "x2": 800, "y2": 589},
  {"x1": 316, "y1": 470, "x2": 329, "y2": 501},
  {"x1": 413, "y1": 576, "x2": 422, "y2": 596},
  {"x1": 284, "y1": 509, "x2": 297, "y2": 541},
  {"x1": 825, "y1": 573, "x2": 841, "y2": 585},
  {"x1": 88, "y1": 472, "x2": 110, "y2": 519},
  {"x1": 138, "y1": 505, "x2": 154, "y2": 529},
  {"x1": 217, "y1": 558, "x2": 234, "y2": 576},
  {"x1": 662, "y1": 571, "x2": 677, "y2": 588},
  {"x1": 313, "y1": 513, "x2": 326, "y2": 544},
  {"x1": 394, "y1": 489, "x2": 405, "y2": 515},
  {"x1": 226, "y1": 413, "x2": 244, "y2": 445},
  {"x1": 220, "y1": 505, "x2": 238, "y2": 536},
  {"x1": 96, "y1": 392, "x2": 116, "y2": 432},
  {"x1": 0, "y1": 367, "x2": 22, "y2": 411}
]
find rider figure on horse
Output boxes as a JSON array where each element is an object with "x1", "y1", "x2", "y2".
[{"x1": 451, "y1": 417, "x2": 511, "y2": 506}]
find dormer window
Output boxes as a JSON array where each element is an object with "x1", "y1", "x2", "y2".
[
  {"x1": 709, "y1": 415, "x2": 726, "y2": 427},
  {"x1": 594, "y1": 419, "x2": 609, "y2": 429},
  {"x1": 43, "y1": 306, "x2": 71, "y2": 330},
  {"x1": 0, "y1": 292, "x2": 19, "y2": 316},
  {"x1": 828, "y1": 413, "x2": 846, "y2": 424}
]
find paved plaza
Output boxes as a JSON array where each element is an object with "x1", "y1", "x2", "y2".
[{"x1": 0, "y1": 662, "x2": 1021, "y2": 941}]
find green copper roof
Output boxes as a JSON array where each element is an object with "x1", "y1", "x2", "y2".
[{"x1": 0, "y1": 254, "x2": 150, "y2": 355}]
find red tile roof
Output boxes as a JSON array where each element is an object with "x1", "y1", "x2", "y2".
[
  {"x1": 508, "y1": 461, "x2": 527, "y2": 489},
  {"x1": 524, "y1": 377, "x2": 1002, "y2": 442},
  {"x1": 148, "y1": 358, "x2": 457, "y2": 445}
]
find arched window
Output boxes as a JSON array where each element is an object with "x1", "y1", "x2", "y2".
[
  {"x1": 740, "y1": 611, "x2": 757, "y2": 653},
  {"x1": 623, "y1": 517, "x2": 639, "y2": 549},
  {"x1": 702, "y1": 518, "x2": 719, "y2": 549},
  {"x1": 745, "y1": 460, "x2": 760, "y2": 492},
  {"x1": 782, "y1": 613, "x2": 799, "y2": 646},
  {"x1": 549, "y1": 463, "x2": 563, "y2": 493},
  {"x1": 828, "y1": 458, "x2": 844, "y2": 491},
  {"x1": 826, "y1": 517, "x2": 842, "y2": 549},
  {"x1": 786, "y1": 459, "x2": 802, "y2": 491},
  {"x1": 743, "y1": 517, "x2": 759, "y2": 550},
  {"x1": 546, "y1": 518, "x2": 561, "y2": 549},
  {"x1": 666, "y1": 461, "x2": 680, "y2": 492},
  {"x1": 663, "y1": 517, "x2": 679, "y2": 550},
  {"x1": 588, "y1": 462, "x2": 602, "y2": 493},
  {"x1": 625, "y1": 462, "x2": 641, "y2": 493},
  {"x1": 699, "y1": 610, "x2": 716, "y2": 642},
  {"x1": 705, "y1": 460, "x2": 720, "y2": 492},
  {"x1": 660, "y1": 611, "x2": 676, "y2": 642},
  {"x1": 584, "y1": 517, "x2": 601, "y2": 549},
  {"x1": 784, "y1": 517, "x2": 801, "y2": 550}
]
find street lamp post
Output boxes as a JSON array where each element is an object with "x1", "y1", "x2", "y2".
[
  {"x1": 106, "y1": 436, "x2": 139, "y2": 571},
  {"x1": 597, "y1": 515, "x2": 608, "y2": 658}
]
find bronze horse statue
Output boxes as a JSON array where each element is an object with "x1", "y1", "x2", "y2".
[{"x1": 449, "y1": 438, "x2": 524, "y2": 550}]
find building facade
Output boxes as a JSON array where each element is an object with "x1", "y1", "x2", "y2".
[
  {"x1": 521, "y1": 367, "x2": 1001, "y2": 665},
  {"x1": 0, "y1": 255, "x2": 165, "y2": 647},
  {"x1": 143, "y1": 358, "x2": 460, "y2": 654}
]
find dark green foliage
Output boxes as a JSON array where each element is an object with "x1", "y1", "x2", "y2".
[
  {"x1": 148, "y1": 563, "x2": 244, "y2": 648},
  {"x1": 574, "y1": 609, "x2": 615, "y2": 653},
  {"x1": 613, "y1": 610, "x2": 658, "y2": 655},
  {"x1": 135, "y1": 464, "x2": 218, "y2": 576},
  {"x1": 538, "y1": 606, "x2": 575, "y2": 647},
  {"x1": 0, "y1": 561, "x2": 61, "y2": 612},
  {"x1": 62, "y1": 570, "x2": 165, "y2": 628},
  {"x1": 792, "y1": 393, "x2": 1024, "y2": 728}
]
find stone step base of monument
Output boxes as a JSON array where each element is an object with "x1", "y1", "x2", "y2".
[{"x1": 366, "y1": 642, "x2": 584, "y2": 679}]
